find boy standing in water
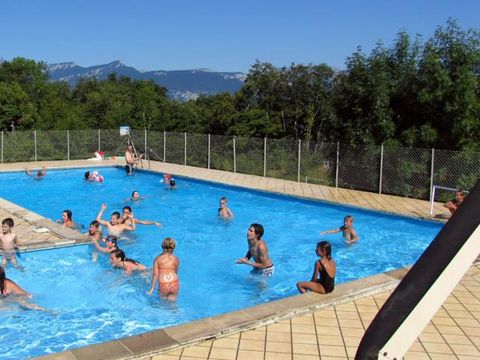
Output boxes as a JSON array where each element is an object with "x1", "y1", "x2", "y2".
[
  {"x1": 320, "y1": 215, "x2": 359, "y2": 244},
  {"x1": 0, "y1": 218, "x2": 22, "y2": 267}
]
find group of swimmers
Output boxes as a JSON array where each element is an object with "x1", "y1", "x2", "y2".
[{"x1": 3, "y1": 156, "x2": 365, "y2": 308}]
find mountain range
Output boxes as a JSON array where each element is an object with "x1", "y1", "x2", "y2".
[{"x1": 47, "y1": 60, "x2": 246, "y2": 101}]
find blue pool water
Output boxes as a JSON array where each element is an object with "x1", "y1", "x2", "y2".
[{"x1": 0, "y1": 167, "x2": 442, "y2": 359}]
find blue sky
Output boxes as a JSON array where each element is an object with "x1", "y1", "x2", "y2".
[{"x1": 1, "y1": 0, "x2": 479, "y2": 72}]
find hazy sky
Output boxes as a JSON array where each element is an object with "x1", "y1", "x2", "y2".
[{"x1": 1, "y1": 0, "x2": 478, "y2": 72}]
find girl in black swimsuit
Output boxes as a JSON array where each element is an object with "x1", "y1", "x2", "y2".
[{"x1": 296, "y1": 241, "x2": 336, "y2": 294}]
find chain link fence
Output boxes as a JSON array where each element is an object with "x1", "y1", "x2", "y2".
[{"x1": 1, "y1": 129, "x2": 479, "y2": 200}]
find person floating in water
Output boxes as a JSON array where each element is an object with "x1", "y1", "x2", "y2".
[
  {"x1": 0, "y1": 218, "x2": 23, "y2": 268},
  {"x1": 320, "y1": 215, "x2": 358, "y2": 244},
  {"x1": 148, "y1": 237, "x2": 180, "y2": 301},
  {"x1": 84, "y1": 170, "x2": 104, "y2": 183},
  {"x1": 236, "y1": 223, "x2": 274, "y2": 277},
  {"x1": 125, "y1": 144, "x2": 139, "y2": 175},
  {"x1": 296, "y1": 241, "x2": 336, "y2": 294},
  {"x1": 120, "y1": 206, "x2": 163, "y2": 227},
  {"x1": 129, "y1": 191, "x2": 143, "y2": 202},
  {"x1": 57, "y1": 210, "x2": 76, "y2": 229},
  {"x1": 25, "y1": 166, "x2": 46, "y2": 180},
  {"x1": 109, "y1": 249, "x2": 146, "y2": 274},
  {"x1": 96, "y1": 204, "x2": 135, "y2": 237},
  {"x1": 218, "y1": 196, "x2": 234, "y2": 219},
  {"x1": 444, "y1": 190, "x2": 465, "y2": 215},
  {"x1": 0, "y1": 266, "x2": 44, "y2": 310}
]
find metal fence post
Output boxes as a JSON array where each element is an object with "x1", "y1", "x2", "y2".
[
  {"x1": 67, "y1": 130, "x2": 70, "y2": 160},
  {"x1": 184, "y1": 132, "x2": 187, "y2": 166},
  {"x1": 163, "y1": 131, "x2": 166, "y2": 163},
  {"x1": 297, "y1": 139, "x2": 301, "y2": 182},
  {"x1": 208, "y1": 134, "x2": 211, "y2": 169},
  {"x1": 98, "y1": 129, "x2": 101, "y2": 151},
  {"x1": 335, "y1": 142, "x2": 340, "y2": 188},
  {"x1": 1, "y1": 131, "x2": 3, "y2": 163},
  {"x1": 263, "y1": 137, "x2": 267, "y2": 177},
  {"x1": 144, "y1": 129, "x2": 147, "y2": 156},
  {"x1": 379, "y1": 144, "x2": 384, "y2": 194},
  {"x1": 34, "y1": 130, "x2": 37, "y2": 162},
  {"x1": 233, "y1": 136, "x2": 236, "y2": 173},
  {"x1": 429, "y1": 148, "x2": 435, "y2": 204}
]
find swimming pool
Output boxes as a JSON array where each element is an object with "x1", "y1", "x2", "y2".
[{"x1": 0, "y1": 167, "x2": 442, "y2": 359}]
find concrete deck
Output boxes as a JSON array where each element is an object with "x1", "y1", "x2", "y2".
[{"x1": 0, "y1": 160, "x2": 461, "y2": 360}]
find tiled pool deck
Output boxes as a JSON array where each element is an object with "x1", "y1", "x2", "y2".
[{"x1": 0, "y1": 159, "x2": 475, "y2": 360}]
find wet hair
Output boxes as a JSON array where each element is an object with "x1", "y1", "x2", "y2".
[
  {"x1": 0, "y1": 266, "x2": 5, "y2": 296},
  {"x1": 105, "y1": 235, "x2": 118, "y2": 247},
  {"x1": 123, "y1": 206, "x2": 132, "y2": 213},
  {"x1": 84, "y1": 171, "x2": 91, "y2": 179},
  {"x1": 131, "y1": 191, "x2": 139, "y2": 197},
  {"x1": 111, "y1": 211, "x2": 121, "y2": 220},
  {"x1": 344, "y1": 215, "x2": 353, "y2": 222},
  {"x1": 162, "y1": 237, "x2": 176, "y2": 254},
  {"x1": 250, "y1": 223, "x2": 264, "y2": 239},
  {"x1": 90, "y1": 220, "x2": 100, "y2": 228},
  {"x1": 110, "y1": 248, "x2": 139, "y2": 265},
  {"x1": 170, "y1": 179, "x2": 176, "y2": 187},
  {"x1": 317, "y1": 241, "x2": 332, "y2": 260},
  {"x1": 63, "y1": 210, "x2": 73, "y2": 221},
  {"x1": 2, "y1": 218, "x2": 14, "y2": 228}
]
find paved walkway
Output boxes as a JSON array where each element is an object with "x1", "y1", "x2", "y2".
[{"x1": 149, "y1": 265, "x2": 480, "y2": 360}]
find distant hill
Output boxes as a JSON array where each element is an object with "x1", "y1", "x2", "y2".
[{"x1": 47, "y1": 60, "x2": 246, "y2": 101}]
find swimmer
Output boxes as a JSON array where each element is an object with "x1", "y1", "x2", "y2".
[
  {"x1": 148, "y1": 238, "x2": 179, "y2": 301},
  {"x1": 84, "y1": 170, "x2": 104, "y2": 183},
  {"x1": 169, "y1": 179, "x2": 176, "y2": 189},
  {"x1": 57, "y1": 210, "x2": 76, "y2": 229},
  {"x1": 109, "y1": 249, "x2": 146, "y2": 274},
  {"x1": 129, "y1": 191, "x2": 144, "y2": 202},
  {"x1": 92, "y1": 235, "x2": 118, "y2": 254},
  {"x1": 120, "y1": 206, "x2": 163, "y2": 227},
  {"x1": 0, "y1": 266, "x2": 44, "y2": 310},
  {"x1": 218, "y1": 196, "x2": 234, "y2": 219},
  {"x1": 85, "y1": 220, "x2": 102, "y2": 241},
  {"x1": 236, "y1": 224, "x2": 274, "y2": 277},
  {"x1": 25, "y1": 166, "x2": 46, "y2": 180},
  {"x1": 296, "y1": 241, "x2": 336, "y2": 294},
  {"x1": 96, "y1": 204, "x2": 136, "y2": 237},
  {"x1": 320, "y1": 215, "x2": 358, "y2": 244},
  {"x1": 0, "y1": 218, "x2": 23, "y2": 268}
]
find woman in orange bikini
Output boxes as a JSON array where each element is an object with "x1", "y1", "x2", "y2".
[
  {"x1": 148, "y1": 238, "x2": 179, "y2": 301},
  {"x1": 109, "y1": 249, "x2": 146, "y2": 274}
]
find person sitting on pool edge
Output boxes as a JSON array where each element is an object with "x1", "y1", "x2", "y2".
[
  {"x1": 236, "y1": 223, "x2": 274, "y2": 277},
  {"x1": 444, "y1": 190, "x2": 466, "y2": 215},
  {"x1": 296, "y1": 241, "x2": 336, "y2": 294},
  {"x1": 25, "y1": 166, "x2": 46, "y2": 180},
  {"x1": 320, "y1": 215, "x2": 358, "y2": 244},
  {"x1": 96, "y1": 204, "x2": 135, "y2": 237},
  {"x1": 218, "y1": 196, "x2": 234, "y2": 219},
  {"x1": 148, "y1": 237, "x2": 180, "y2": 301},
  {"x1": 109, "y1": 248, "x2": 146, "y2": 274}
]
